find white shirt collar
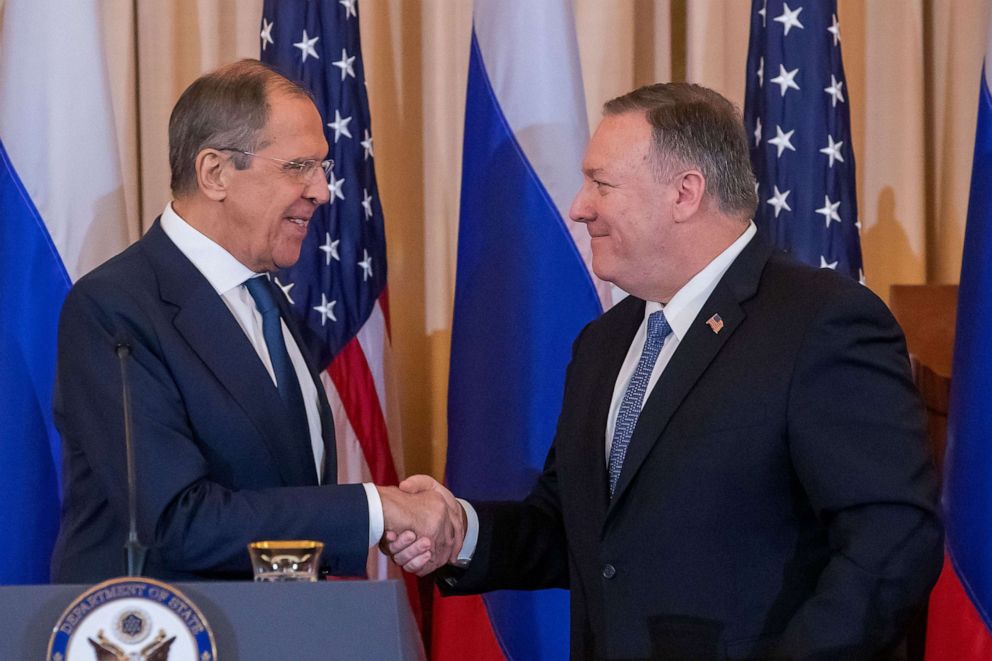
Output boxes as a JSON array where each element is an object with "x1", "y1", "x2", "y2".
[
  {"x1": 160, "y1": 202, "x2": 258, "y2": 295},
  {"x1": 648, "y1": 222, "x2": 757, "y2": 339}
]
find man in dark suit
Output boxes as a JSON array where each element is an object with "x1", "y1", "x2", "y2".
[
  {"x1": 51, "y1": 60, "x2": 460, "y2": 583},
  {"x1": 387, "y1": 84, "x2": 943, "y2": 658}
]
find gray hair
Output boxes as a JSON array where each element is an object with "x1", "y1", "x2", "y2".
[
  {"x1": 168, "y1": 59, "x2": 312, "y2": 197},
  {"x1": 603, "y1": 83, "x2": 757, "y2": 218}
]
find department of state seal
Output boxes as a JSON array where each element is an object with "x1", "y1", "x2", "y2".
[{"x1": 47, "y1": 577, "x2": 216, "y2": 661}]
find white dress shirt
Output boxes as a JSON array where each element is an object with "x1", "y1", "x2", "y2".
[
  {"x1": 458, "y1": 222, "x2": 757, "y2": 563},
  {"x1": 161, "y1": 204, "x2": 383, "y2": 547}
]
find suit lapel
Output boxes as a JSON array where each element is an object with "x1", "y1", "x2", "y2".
[
  {"x1": 141, "y1": 222, "x2": 318, "y2": 486},
  {"x1": 577, "y1": 298, "x2": 645, "y2": 516},
  {"x1": 607, "y1": 233, "x2": 773, "y2": 513}
]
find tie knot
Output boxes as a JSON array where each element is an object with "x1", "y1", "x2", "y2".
[
  {"x1": 244, "y1": 276, "x2": 278, "y2": 315},
  {"x1": 646, "y1": 310, "x2": 672, "y2": 345}
]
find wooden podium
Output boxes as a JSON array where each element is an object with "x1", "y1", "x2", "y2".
[
  {"x1": 0, "y1": 579, "x2": 425, "y2": 660},
  {"x1": 889, "y1": 284, "x2": 958, "y2": 476}
]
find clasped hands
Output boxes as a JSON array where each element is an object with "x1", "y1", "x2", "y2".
[{"x1": 377, "y1": 475, "x2": 464, "y2": 575}]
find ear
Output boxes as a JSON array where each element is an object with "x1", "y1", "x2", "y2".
[
  {"x1": 195, "y1": 149, "x2": 230, "y2": 202},
  {"x1": 671, "y1": 170, "x2": 705, "y2": 222}
]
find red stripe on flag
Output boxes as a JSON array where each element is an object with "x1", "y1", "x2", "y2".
[
  {"x1": 926, "y1": 552, "x2": 992, "y2": 659},
  {"x1": 431, "y1": 587, "x2": 506, "y2": 661},
  {"x1": 327, "y1": 336, "x2": 398, "y2": 486},
  {"x1": 379, "y1": 287, "x2": 392, "y2": 339}
]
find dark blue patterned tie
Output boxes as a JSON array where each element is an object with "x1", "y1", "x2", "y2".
[
  {"x1": 244, "y1": 276, "x2": 307, "y2": 410},
  {"x1": 608, "y1": 310, "x2": 672, "y2": 496}
]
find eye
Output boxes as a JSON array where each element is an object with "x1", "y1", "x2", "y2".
[{"x1": 282, "y1": 160, "x2": 307, "y2": 174}]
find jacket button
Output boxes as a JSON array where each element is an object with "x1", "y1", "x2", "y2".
[{"x1": 602, "y1": 564, "x2": 616, "y2": 579}]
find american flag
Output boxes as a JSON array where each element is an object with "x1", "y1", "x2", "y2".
[
  {"x1": 259, "y1": 0, "x2": 403, "y2": 574},
  {"x1": 743, "y1": 0, "x2": 863, "y2": 282}
]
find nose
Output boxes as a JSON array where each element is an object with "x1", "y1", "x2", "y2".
[
  {"x1": 569, "y1": 183, "x2": 594, "y2": 224},
  {"x1": 306, "y1": 171, "x2": 331, "y2": 206}
]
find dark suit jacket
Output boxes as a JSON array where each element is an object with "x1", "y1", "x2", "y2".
[
  {"x1": 50, "y1": 220, "x2": 370, "y2": 583},
  {"x1": 443, "y1": 234, "x2": 943, "y2": 660}
]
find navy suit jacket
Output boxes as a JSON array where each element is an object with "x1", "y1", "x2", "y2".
[
  {"x1": 443, "y1": 234, "x2": 943, "y2": 660},
  {"x1": 51, "y1": 221, "x2": 370, "y2": 583}
]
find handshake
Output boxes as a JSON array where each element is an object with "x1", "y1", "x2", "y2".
[{"x1": 376, "y1": 476, "x2": 466, "y2": 576}]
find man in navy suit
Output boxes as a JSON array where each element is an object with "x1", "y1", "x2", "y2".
[
  {"x1": 388, "y1": 84, "x2": 943, "y2": 658},
  {"x1": 51, "y1": 60, "x2": 460, "y2": 583}
]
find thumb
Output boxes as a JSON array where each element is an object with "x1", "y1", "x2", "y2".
[{"x1": 400, "y1": 474, "x2": 438, "y2": 493}]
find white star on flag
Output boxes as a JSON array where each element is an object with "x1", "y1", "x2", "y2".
[
  {"x1": 754, "y1": 116, "x2": 762, "y2": 146},
  {"x1": 767, "y1": 186, "x2": 792, "y2": 218},
  {"x1": 361, "y1": 130, "x2": 374, "y2": 160},
  {"x1": 828, "y1": 14, "x2": 841, "y2": 46},
  {"x1": 770, "y1": 65, "x2": 800, "y2": 97},
  {"x1": 332, "y1": 48, "x2": 356, "y2": 80},
  {"x1": 774, "y1": 3, "x2": 804, "y2": 35},
  {"x1": 340, "y1": 0, "x2": 357, "y2": 18},
  {"x1": 313, "y1": 293, "x2": 337, "y2": 325},
  {"x1": 819, "y1": 135, "x2": 844, "y2": 167},
  {"x1": 327, "y1": 110, "x2": 353, "y2": 142},
  {"x1": 824, "y1": 75, "x2": 845, "y2": 107},
  {"x1": 260, "y1": 18, "x2": 275, "y2": 51},
  {"x1": 819, "y1": 256, "x2": 839, "y2": 270},
  {"x1": 757, "y1": 57, "x2": 764, "y2": 87},
  {"x1": 815, "y1": 195, "x2": 842, "y2": 227},
  {"x1": 768, "y1": 125, "x2": 797, "y2": 157},
  {"x1": 273, "y1": 275, "x2": 294, "y2": 304},
  {"x1": 327, "y1": 171, "x2": 345, "y2": 202},
  {"x1": 358, "y1": 249, "x2": 373, "y2": 281},
  {"x1": 319, "y1": 233, "x2": 340, "y2": 265},
  {"x1": 361, "y1": 189, "x2": 373, "y2": 219},
  {"x1": 293, "y1": 30, "x2": 319, "y2": 62},
  {"x1": 758, "y1": 0, "x2": 767, "y2": 26}
]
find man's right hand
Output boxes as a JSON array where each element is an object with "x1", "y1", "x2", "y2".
[
  {"x1": 380, "y1": 475, "x2": 466, "y2": 575},
  {"x1": 377, "y1": 478, "x2": 464, "y2": 575}
]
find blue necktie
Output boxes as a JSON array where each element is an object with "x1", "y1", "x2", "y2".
[
  {"x1": 244, "y1": 276, "x2": 308, "y2": 412},
  {"x1": 608, "y1": 310, "x2": 672, "y2": 496}
]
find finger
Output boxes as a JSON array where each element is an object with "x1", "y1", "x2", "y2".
[
  {"x1": 381, "y1": 529, "x2": 415, "y2": 554},
  {"x1": 391, "y1": 536, "x2": 432, "y2": 564},
  {"x1": 399, "y1": 474, "x2": 438, "y2": 493},
  {"x1": 402, "y1": 551, "x2": 434, "y2": 575}
]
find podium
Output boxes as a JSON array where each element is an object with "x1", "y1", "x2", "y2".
[{"x1": 0, "y1": 579, "x2": 425, "y2": 660}]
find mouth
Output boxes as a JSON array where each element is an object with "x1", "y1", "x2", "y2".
[{"x1": 285, "y1": 216, "x2": 311, "y2": 233}]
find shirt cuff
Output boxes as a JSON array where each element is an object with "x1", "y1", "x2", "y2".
[
  {"x1": 363, "y1": 483, "x2": 384, "y2": 548},
  {"x1": 455, "y1": 498, "x2": 479, "y2": 565}
]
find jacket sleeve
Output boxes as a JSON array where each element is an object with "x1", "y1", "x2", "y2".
[{"x1": 776, "y1": 282, "x2": 943, "y2": 657}]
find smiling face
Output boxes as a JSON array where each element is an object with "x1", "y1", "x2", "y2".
[
  {"x1": 217, "y1": 89, "x2": 330, "y2": 272},
  {"x1": 569, "y1": 111, "x2": 681, "y2": 299}
]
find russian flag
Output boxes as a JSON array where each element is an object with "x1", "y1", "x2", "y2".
[
  {"x1": 0, "y1": 0, "x2": 129, "y2": 583},
  {"x1": 438, "y1": 0, "x2": 610, "y2": 658},
  {"x1": 925, "y1": 16, "x2": 992, "y2": 660}
]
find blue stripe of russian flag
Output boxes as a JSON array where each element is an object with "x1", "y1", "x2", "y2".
[
  {"x1": 445, "y1": 25, "x2": 602, "y2": 659},
  {"x1": 0, "y1": 139, "x2": 71, "y2": 584}
]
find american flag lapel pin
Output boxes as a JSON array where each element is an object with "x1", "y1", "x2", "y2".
[{"x1": 706, "y1": 313, "x2": 724, "y2": 334}]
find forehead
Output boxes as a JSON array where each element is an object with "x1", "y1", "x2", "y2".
[
  {"x1": 261, "y1": 90, "x2": 328, "y2": 156},
  {"x1": 583, "y1": 112, "x2": 653, "y2": 174}
]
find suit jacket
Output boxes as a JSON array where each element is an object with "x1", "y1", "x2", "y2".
[
  {"x1": 50, "y1": 220, "x2": 370, "y2": 583},
  {"x1": 443, "y1": 234, "x2": 942, "y2": 660}
]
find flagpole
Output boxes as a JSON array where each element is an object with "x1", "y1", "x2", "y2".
[{"x1": 131, "y1": 0, "x2": 144, "y2": 226}]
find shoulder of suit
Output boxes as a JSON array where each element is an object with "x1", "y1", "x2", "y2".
[
  {"x1": 759, "y1": 250, "x2": 890, "y2": 320},
  {"x1": 67, "y1": 233, "x2": 159, "y2": 307}
]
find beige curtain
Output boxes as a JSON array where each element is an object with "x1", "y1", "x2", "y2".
[{"x1": 95, "y1": 0, "x2": 987, "y2": 478}]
